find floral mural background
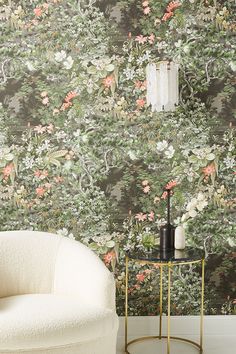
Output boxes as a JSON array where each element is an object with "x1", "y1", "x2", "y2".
[{"x1": 0, "y1": 0, "x2": 235, "y2": 315}]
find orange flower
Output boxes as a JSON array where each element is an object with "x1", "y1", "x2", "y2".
[
  {"x1": 3, "y1": 163, "x2": 14, "y2": 179},
  {"x1": 60, "y1": 101, "x2": 72, "y2": 111},
  {"x1": 162, "y1": 11, "x2": 174, "y2": 21},
  {"x1": 102, "y1": 75, "x2": 114, "y2": 88},
  {"x1": 136, "y1": 272, "x2": 146, "y2": 282},
  {"x1": 165, "y1": 180, "x2": 178, "y2": 190},
  {"x1": 161, "y1": 191, "x2": 168, "y2": 199},
  {"x1": 203, "y1": 163, "x2": 215, "y2": 176},
  {"x1": 136, "y1": 98, "x2": 146, "y2": 108},
  {"x1": 65, "y1": 91, "x2": 77, "y2": 103},
  {"x1": 166, "y1": 0, "x2": 181, "y2": 13},
  {"x1": 34, "y1": 170, "x2": 48, "y2": 179},
  {"x1": 104, "y1": 251, "x2": 116, "y2": 266},
  {"x1": 34, "y1": 7, "x2": 42, "y2": 17},
  {"x1": 36, "y1": 187, "x2": 46, "y2": 197},
  {"x1": 135, "y1": 80, "x2": 147, "y2": 90},
  {"x1": 34, "y1": 170, "x2": 41, "y2": 178}
]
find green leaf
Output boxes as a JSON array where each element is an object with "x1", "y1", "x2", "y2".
[
  {"x1": 87, "y1": 66, "x2": 97, "y2": 74},
  {"x1": 106, "y1": 240, "x2": 115, "y2": 248},
  {"x1": 105, "y1": 64, "x2": 115, "y2": 72},
  {"x1": 5, "y1": 153, "x2": 14, "y2": 161}
]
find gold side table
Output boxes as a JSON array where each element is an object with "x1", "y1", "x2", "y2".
[{"x1": 125, "y1": 247, "x2": 205, "y2": 354}]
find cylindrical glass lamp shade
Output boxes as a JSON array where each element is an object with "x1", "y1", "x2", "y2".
[{"x1": 146, "y1": 61, "x2": 179, "y2": 112}]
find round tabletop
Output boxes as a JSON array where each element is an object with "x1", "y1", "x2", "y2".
[{"x1": 126, "y1": 246, "x2": 205, "y2": 264}]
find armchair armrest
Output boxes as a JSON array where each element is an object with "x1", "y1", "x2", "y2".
[{"x1": 53, "y1": 237, "x2": 116, "y2": 311}]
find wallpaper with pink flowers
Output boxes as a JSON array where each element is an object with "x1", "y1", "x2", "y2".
[{"x1": 0, "y1": 0, "x2": 235, "y2": 315}]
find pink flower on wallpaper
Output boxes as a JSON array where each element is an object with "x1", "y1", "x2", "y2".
[
  {"x1": 142, "y1": 180, "x2": 149, "y2": 186},
  {"x1": 135, "y1": 80, "x2": 142, "y2": 89},
  {"x1": 136, "y1": 98, "x2": 146, "y2": 108},
  {"x1": 40, "y1": 170, "x2": 48, "y2": 179},
  {"x1": 148, "y1": 33, "x2": 155, "y2": 44},
  {"x1": 42, "y1": 97, "x2": 49, "y2": 105},
  {"x1": 135, "y1": 80, "x2": 147, "y2": 90},
  {"x1": 102, "y1": 75, "x2": 114, "y2": 88},
  {"x1": 65, "y1": 91, "x2": 77, "y2": 102},
  {"x1": 161, "y1": 191, "x2": 168, "y2": 199},
  {"x1": 3, "y1": 163, "x2": 14, "y2": 179},
  {"x1": 34, "y1": 7, "x2": 42, "y2": 17},
  {"x1": 36, "y1": 187, "x2": 46, "y2": 197},
  {"x1": 162, "y1": 11, "x2": 174, "y2": 21},
  {"x1": 47, "y1": 123, "x2": 54, "y2": 133},
  {"x1": 142, "y1": 1, "x2": 149, "y2": 7},
  {"x1": 44, "y1": 183, "x2": 52, "y2": 189},
  {"x1": 136, "y1": 272, "x2": 146, "y2": 282},
  {"x1": 54, "y1": 176, "x2": 64, "y2": 183},
  {"x1": 203, "y1": 163, "x2": 215, "y2": 176},
  {"x1": 104, "y1": 251, "x2": 116, "y2": 266},
  {"x1": 41, "y1": 91, "x2": 48, "y2": 97},
  {"x1": 34, "y1": 125, "x2": 47, "y2": 134},
  {"x1": 34, "y1": 170, "x2": 41, "y2": 178},
  {"x1": 143, "y1": 6, "x2": 151, "y2": 15},
  {"x1": 143, "y1": 185, "x2": 150, "y2": 193},
  {"x1": 166, "y1": 0, "x2": 181, "y2": 13},
  {"x1": 165, "y1": 179, "x2": 178, "y2": 190},
  {"x1": 135, "y1": 35, "x2": 147, "y2": 44},
  {"x1": 148, "y1": 211, "x2": 155, "y2": 221},
  {"x1": 60, "y1": 101, "x2": 72, "y2": 111},
  {"x1": 135, "y1": 212, "x2": 147, "y2": 221}
]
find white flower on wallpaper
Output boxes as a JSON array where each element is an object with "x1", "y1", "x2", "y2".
[
  {"x1": 63, "y1": 56, "x2": 74, "y2": 70},
  {"x1": 55, "y1": 51, "x2": 74, "y2": 69},
  {"x1": 55, "y1": 50, "x2": 67, "y2": 62},
  {"x1": 157, "y1": 141, "x2": 175, "y2": 158},
  {"x1": 183, "y1": 192, "x2": 208, "y2": 220},
  {"x1": 156, "y1": 140, "x2": 168, "y2": 151},
  {"x1": 165, "y1": 145, "x2": 175, "y2": 159}
]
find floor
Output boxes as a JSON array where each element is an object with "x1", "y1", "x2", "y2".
[{"x1": 117, "y1": 335, "x2": 236, "y2": 354}]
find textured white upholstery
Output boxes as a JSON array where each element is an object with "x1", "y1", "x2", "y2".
[{"x1": 0, "y1": 231, "x2": 118, "y2": 354}]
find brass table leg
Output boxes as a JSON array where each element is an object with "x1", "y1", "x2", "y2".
[
  {"x1": 125, "y1": 256, "x2": 129, "y2": 353},
  {"x1": 167, "y1": 262, "x2": 171, "y2": 354},
  {"x1": 200, "y1": 259, "x2": 205, "y2": 353},
  {"x1": 159, "y1": 265, "x2": 163, "y2": 339}
]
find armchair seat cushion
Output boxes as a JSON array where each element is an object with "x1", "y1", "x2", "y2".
[{"x1": 0, "y1": 294, "x2": 118, "y2": 351}]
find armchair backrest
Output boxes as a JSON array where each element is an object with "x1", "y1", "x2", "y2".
[
  {"x1": 0, "y1": 231, "x2": 115, "y2": 311},
  {"x1": 0, "y1": 231, "x2": 61, "y2": 297}
]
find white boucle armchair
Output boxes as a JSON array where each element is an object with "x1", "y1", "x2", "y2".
[{"x1": 0, "y1": 231, "x2": 119, "y2": 354}]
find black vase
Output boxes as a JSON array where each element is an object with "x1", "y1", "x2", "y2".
[{"x1": 160, "y1": 224, "x2": 175, "y2": 251}]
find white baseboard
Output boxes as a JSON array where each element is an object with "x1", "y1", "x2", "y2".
[{"x1": 118, "y1": 316, "x2": 236, "y2": 338}]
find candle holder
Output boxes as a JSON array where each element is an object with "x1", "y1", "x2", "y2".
[{"x1": 160, "y1": 189, "x2": 175, "y2": 251}]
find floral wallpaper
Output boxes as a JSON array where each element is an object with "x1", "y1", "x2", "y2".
[{"x1": 0, "y1": 0, "x2": 235, "y2": 315}]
